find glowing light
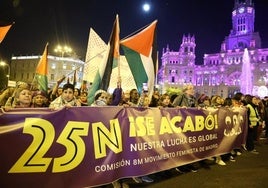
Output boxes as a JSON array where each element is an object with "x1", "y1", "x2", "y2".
[
  {"x1": 143, "y1": 3, "x2": 150, "y2": 12},
  {"x1": 240, "y1": 48, "x2": 253, "y2": 94},
  {"x1": 257, "y1": 86, "x2": 268, "y2": 98}
]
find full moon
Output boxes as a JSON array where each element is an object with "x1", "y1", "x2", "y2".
[{"x1": 142, "y1": 3, "x2": 151, "y2": 12}]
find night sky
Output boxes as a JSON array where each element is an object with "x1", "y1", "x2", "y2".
[{"x1": 1, "y1": 0, "x2": 268, "y2": 64}]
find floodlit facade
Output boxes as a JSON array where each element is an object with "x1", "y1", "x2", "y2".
[
  {"x1": 158, "y1": 0, "x2": 268, "y2": 98},
  {"x1": 10, "y1": 55, "x2": 84, "y2": 89}
]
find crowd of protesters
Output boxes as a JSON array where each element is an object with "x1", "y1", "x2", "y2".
[{"x1": 0, "y1": 78, "x2": 268, "y2": 188}]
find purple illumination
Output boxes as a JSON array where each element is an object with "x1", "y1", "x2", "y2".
[
  {"x1": 157, "y1": 0, "x2": 268, "y2": 97},
  {"x1": 240, "y1": 48, "x2": 253, "y2": 94}
]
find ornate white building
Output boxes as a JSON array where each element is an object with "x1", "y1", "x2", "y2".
[{"x1": 158, "y1": 0, "x2": 268, "y2": 98}]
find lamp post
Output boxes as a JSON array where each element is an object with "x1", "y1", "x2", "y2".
[
  {"x1": 54, "y1": 45, "x2": 72, "y2": 57},
  {"x1": 54, "y1": 45, "x2": 73, "y2": 84},
  {"x1": 0, "y1": 61, "x2": 10, "y2": 87}
]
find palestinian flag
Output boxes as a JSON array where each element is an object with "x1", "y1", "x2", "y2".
[
  {"x1": 0, "y1": 23, "x2": 13, "y2": 43},
  {"x1": 35, "y1": 43, "x2": 48, "y2": 93},
  {"x1": 87, "y1": 15, "x2": 120, "y2": 105},
  {"x1": 120, "y1": 20, "x2": 157, "y2": 98},
  {"x1": 83, "y1": 28, "x2": 107, "y2": 85},
  {"x1": 99, "y1": 14, "x2": 120, "y2": 90}
]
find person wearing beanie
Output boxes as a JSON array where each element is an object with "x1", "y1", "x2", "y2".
[
  {"x1": 32, "y1": 90, "x2": 49, "y2": 107},
  {"x1": 91, "y1": 89, "x2": 108, "y2": 106}
]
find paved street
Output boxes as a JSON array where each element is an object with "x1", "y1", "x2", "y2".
[{"x1": 105, "y1": 138, "x2": 268, "y2": 188}]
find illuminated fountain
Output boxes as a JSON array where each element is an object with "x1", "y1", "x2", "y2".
[{"x1": 240, "y1": 48, "x2": 253, "y2": 94}]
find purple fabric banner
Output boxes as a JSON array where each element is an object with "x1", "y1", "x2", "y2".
[{"x1": 0, "y1": 106, "x2": 247, "y2": 188}]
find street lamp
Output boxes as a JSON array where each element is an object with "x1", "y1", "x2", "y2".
[
  {"x1": 54, "y1": 45, "x2": 72, "y2": 57},
  {"x1": 0, "y1": 61, "x2": 10, "y2": 87},
  {"x1": 53, "y1": 45, "x2": 73, "y2": 84}
]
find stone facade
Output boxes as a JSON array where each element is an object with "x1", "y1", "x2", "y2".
[
  {"x1": 10, "y1": 55, "x2": 84, "y2": 89},
  {"x1": 158, "y1": 0, "x2": 268, "y2": 98}
]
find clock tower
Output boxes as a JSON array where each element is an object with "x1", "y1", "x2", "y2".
[{"x1": 221, "y1": 0, "x2": 261, "y2": 51}]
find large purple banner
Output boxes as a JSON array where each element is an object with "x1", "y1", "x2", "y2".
[{"x1": 0, "y1": 106, "x2": 247, "y2": 188}]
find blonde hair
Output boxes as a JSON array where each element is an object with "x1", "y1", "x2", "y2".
[{"x1": 13, "y1": 88, "x2": 32, "y2": 107}]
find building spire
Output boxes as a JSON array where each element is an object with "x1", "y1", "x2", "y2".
[{"x1": 235, "y1": 0, "x2": 239, "y2": 9}]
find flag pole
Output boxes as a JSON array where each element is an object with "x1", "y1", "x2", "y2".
[
  {"x1": 64, "y1": 49, "x2": 107, "y2": 86},
  {"x1": 116, "y1": 14, "x2": 121, "y2": 88},
  {"x1": 31, "y1": 42, "x2": 49, "y2": 91},
  {"x1": 155, "y1": 51, "x2": 159, "y2": 84},
  {"x1": 84, "y1": 50, "x2": 106, "y2": 65},
  {"x1": 117, "y1": 56, "x2": 121, "y2": 88}
]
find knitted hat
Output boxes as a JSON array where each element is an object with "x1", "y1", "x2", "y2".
[
  {"x1": 94, "y1": 89, "x2": 107, "y2": 97},
  {"x1": 33, "y1": 90, "x2": 47, "y2": 98}
]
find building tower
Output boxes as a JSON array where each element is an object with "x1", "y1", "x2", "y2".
[
  {"x1": 158, "y1": 34, "x2": 196, "y2": 92},
  {"x1": 221, "y1": 0, "x2": 261, "y2": 51},
  {"x1": 158, "y1": 0, "x2": 268, "y2": 98},
  {"x1": 180, "y1": 34, "x2": 196, "y2": 67}
]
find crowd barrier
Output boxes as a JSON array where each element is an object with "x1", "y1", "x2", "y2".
[{"x1": 0, "y1": 106, "x2": 247, "y2": 187}]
